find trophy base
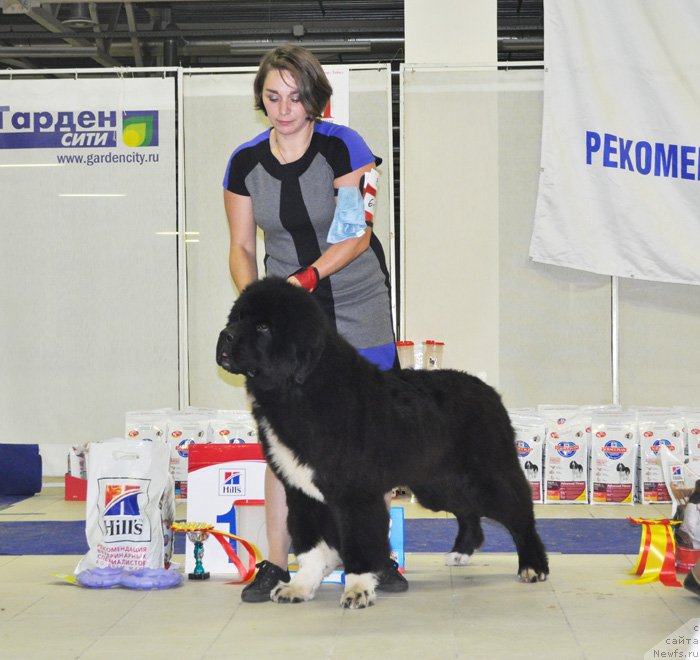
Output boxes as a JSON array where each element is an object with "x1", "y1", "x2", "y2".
[{"x1": 188, "y1": 572, "x2": 210, "y2": 580}]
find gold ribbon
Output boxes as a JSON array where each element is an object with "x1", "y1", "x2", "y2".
[{"x1": 624, "y1": 517, "x2": 682, "y2": 587}]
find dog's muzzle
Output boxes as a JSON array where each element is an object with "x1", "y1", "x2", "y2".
[
  {"x1": 216, "y1": 327, "x2": 238, "y2": 373},
  {"x1": 216, "y1": 327, "x2": 259, "y2": 378}
]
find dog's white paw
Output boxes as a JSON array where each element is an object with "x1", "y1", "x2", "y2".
[
  {"x1": 271, "y1": 581, "x2": 314, "y2": 604},
  {"x1": 341, "y1": 573, "x2": 377, "y2": 609},
  {"x1": 518, "y1": 568, "x2": 548, "y2": 583},
  {"x1": 445, "y1": 551, "x2": 472, "y2": 566}
]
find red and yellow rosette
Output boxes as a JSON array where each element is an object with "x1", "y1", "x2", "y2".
[
  {"x1": 171, "y1": 522, "x2": 263, "y2": 584},
  {"x1": 624, "y1": 517, "x2": 682, "y2": 587}
]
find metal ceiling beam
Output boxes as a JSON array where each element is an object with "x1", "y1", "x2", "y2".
[
  {"x1": 124, "y1": 2, "x2": 144, "y2": 67},
  {"x1": 24, "y1": 4, "x2": 122, "y2": 66}
]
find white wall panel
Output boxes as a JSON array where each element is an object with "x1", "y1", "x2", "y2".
[{"x1": 401, "y1": 67, "x2": 612, "y2": 408}]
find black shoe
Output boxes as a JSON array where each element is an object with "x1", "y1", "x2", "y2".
[
  {"x1": 684, "y1": 570, "x2": 700, "y2": 598},
  {"x1": 241, "y1": 560, "x2": 291, "y2": 603},
  {"x1": 376, "y1": 559, "x2": 409, "y2": 593}
]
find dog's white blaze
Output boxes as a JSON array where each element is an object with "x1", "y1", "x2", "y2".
[{"x1": 258, "y1": 416, "x2": 325, "y2": 503}]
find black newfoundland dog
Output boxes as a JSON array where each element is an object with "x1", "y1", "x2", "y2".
[{"x1": 216, "y1": 278, "x2": 549, "y2": 608}]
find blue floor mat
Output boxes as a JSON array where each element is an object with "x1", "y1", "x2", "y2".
[{"x1": 0, "y1": 518, "x2": 641, "y2": 556}]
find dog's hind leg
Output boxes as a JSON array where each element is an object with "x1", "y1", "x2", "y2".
[
  {"x1": 410, "y1": 482, "x2": 483, "y2": 567},
  {"x1": 445, "y1": 512, "x2": 484, "y2": 567},
  {"x1": 481, "y1": 489, "x2": 549, "y2": 583}
]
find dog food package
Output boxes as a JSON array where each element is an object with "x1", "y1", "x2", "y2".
[
  {"x1": 537, "y1": 404, "x2": 582, "y2": 430},
  {"x1": 166, "y1": 409, "x2": 214, "y2": 499},
  {"x1": 67, "y1": 444, "x2": 89, "y2": 479},
  {"x1": 75, "y1": 438, "x2": 174, "y2": 574},
  {"x1": 544, "y1": 416, "x2": 589, "y2": 503},
  {"x1": 510, "y1": 412, "x2": 545, "y2": 503},
  {"x1": 637, "y1": 412, "x2": 685, "y2": 504},
  {"x1": 589, "y1": 413, "x2": 638, "y2": 505},
  {"x1": 680, "y1": 409, "x2": 700, "y2": 460},
  {"x1": 207, "y1": 409, "x2": 258, "y2": 445},
  {"x1": 124, "y1": 408, "x2": 173, "y2": 443},
  {"x1": 657, "y1": 446, "x2": 700, "y2": 548}
]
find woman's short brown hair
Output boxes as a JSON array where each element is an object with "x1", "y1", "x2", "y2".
[{"x1": 253, "y1": 45, "x2": 333, "y2": 121}]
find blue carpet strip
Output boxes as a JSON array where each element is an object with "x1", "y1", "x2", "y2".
[{"x1": 0, "y1": 518, "x2": 641, "y2": 556}]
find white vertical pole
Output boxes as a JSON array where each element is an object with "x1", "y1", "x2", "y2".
[
  {"x1": 177, "y1": 68, "x2": 190, "y2": 410},
  {"x1": 398, "y1": 64, "x2": 407, "y2": 340},
  {"x1": 611, "y1": 276, "x2": 620, "y2": 406}
]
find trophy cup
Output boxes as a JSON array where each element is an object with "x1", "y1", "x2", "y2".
[
  {"x1": 187, "y1": 527, "x2": 211, "y2": 580},
  {"x1": 171, "y1": 522, "x2": 215, "y2": 581}
]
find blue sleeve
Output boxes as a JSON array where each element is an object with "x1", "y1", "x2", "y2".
[{"x1": 315, "y1": 122, "x2": 382, "y2": 176}]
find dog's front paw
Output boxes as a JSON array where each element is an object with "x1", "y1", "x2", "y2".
[
  {"x1": 445, "y1": 551, "x2": 472, "y2": 566},
  {"x1": 518, "y1": 567, "x2": 548, "y2": 583},
  {"x1": 341, "y1": 573, "x2": 377, "y2": 609},
  {"x1": 271, "y1": 582, "x2": 314, "y2": 604}
]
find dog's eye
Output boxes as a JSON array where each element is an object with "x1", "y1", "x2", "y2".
[{"x1": 256, "y1": 322, "x2": 270, "y2": 334}]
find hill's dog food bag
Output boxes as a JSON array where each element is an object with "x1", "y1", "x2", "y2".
[
  {"x1": 637, "y1": 411, "x2": 685, "y2": 504},
  {"x1": 124, "y1": 409, "x2": 173, "y2": 443},
  {"x1": 207, "y1": 409, "x2": 258, "y2": 445},
  {"x1": 681, "y1": 409, "x2": 700, "y2": 461},
  {"x1": 510, "y1": 412, "x2": 545, "y2": 503},
  {"x1": 657, "y1": 446, "x2": 700, "y2": 562},
  {"x1": 537, "y1": 404, "x2": 581, "y2": 429},
  {"x1": 589, "y1": 413, "x2": 638, "y2": 505},
  {"x1": 76, "y1": 438, "x2": 174, "y2": 574},
  {"x1": 166, "y1": 409, "x2": 213, "y2": 499},
  {"x1": 544, "y1": 416, "x2": 589, "y2": 503}
]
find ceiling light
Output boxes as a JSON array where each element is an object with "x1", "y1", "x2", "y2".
[
  {"x1": 61, "y1": 3, "x2": 97, "y2": 29},
  {"x1": 59, "y1": 193, "x2": 126, "y2": 198},
  {"x1": 229, "y1": 40, "x2": 371, "y2": 56}
]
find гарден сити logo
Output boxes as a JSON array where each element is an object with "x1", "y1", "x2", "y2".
[{"x1": 0, "y1": 106, "x2": 159, "y2": 149}]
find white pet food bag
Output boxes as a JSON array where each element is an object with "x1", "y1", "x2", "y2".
[
  {"x1": 537, "y1": 404, "x2": 581, "y2": 429},
  {"x1": 76, "y1": 438, "x2": 174, "y2": 574},
  {"x1": 589, "y1": 413, "x2": 638, "y2": 505},
  {"x1": 510, "y1": 412, "x2": 545, "y2": 503},
  {"x1": 544, "y1": 416, "x2": 589, "y2": 503},
  {"x1": 638, "y1": 412, "x2": 685, "y2": 504},
  {"x1": 681, "y1": 410, "x2": 700, "y2": 460},
  {"x1": 124, "y1": 409, "x2": 172, "y2": 442},
  {"x1": 166, "y1": 409, "x2": 213, "y2": 499},
  {"x1": 207, "y1": 410, "x2": 258, "y2": 445},
  {"x1": 657, "y1": 446, "x2": 700, "y2": 549}
]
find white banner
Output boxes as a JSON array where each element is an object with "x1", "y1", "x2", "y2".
[
  {"x1": 0, "y1": 76, "x2": 179, "y2": 471},
  {"x1": 530, "y1": 0, "x2": 700, "y2": 285}
]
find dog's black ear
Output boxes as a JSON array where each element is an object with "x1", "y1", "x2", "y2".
[{"x1": 293, "y1": 345, "x2": 320, "y2": 384}]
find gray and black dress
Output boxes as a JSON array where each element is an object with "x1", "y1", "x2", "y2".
[{"x1": 223, "y1": 121, "x2": 396, "y2": 369}]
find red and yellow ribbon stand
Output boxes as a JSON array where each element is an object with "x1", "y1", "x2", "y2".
[
  {"x1": 624, "y1": 517, "x2": 682, "y2": 587},
  {"x1": 171, "y1": 522, "x2": 263, "y2": 585}
]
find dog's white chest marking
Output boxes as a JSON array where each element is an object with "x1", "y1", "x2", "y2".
[{"x1": 259, "y1": 417, "x2": 325, "y2": 503}]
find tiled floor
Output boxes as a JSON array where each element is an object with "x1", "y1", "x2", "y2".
[{"x1": 1, "y1": 484, "x2": 698, "y2": 660}]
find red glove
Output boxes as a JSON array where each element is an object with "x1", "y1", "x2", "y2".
[{"x1": 289, "y1": 266, "x2": 320, "y2": 292}]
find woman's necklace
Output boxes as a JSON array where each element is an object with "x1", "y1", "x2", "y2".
[{"x1": 273, "y1": 126, "x2": 313, "y2": 164}]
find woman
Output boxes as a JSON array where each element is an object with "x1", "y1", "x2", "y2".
[{"x1": 223, "y1": 45, "x2": 407, "y2": 603}]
